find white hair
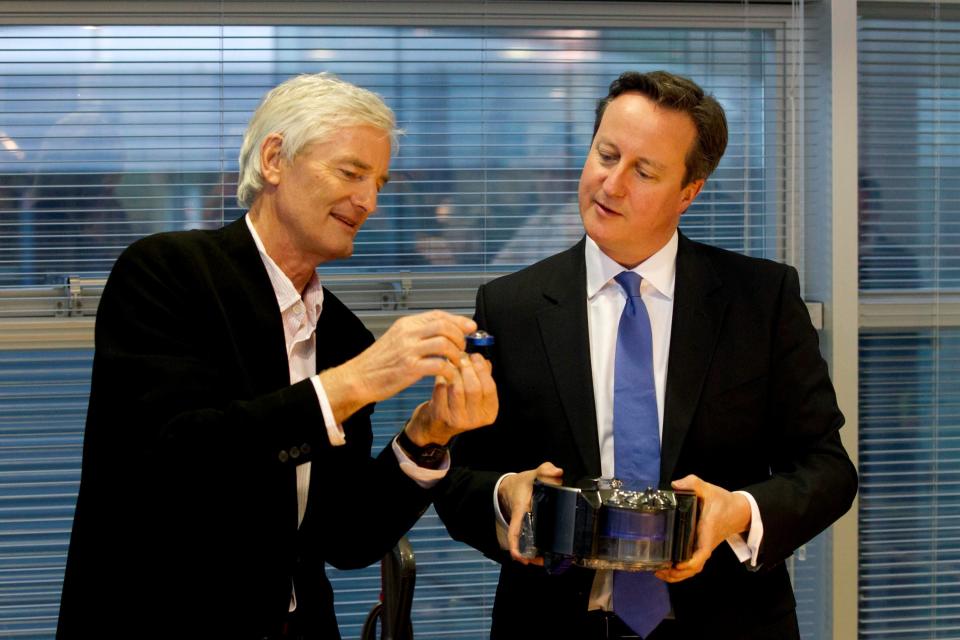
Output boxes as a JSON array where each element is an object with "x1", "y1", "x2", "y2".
[{"x1": 236, "y1": 72, "x2": 400, "y2": 209}]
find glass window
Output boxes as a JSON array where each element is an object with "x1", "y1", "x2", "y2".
[
  {"x1": 0, "y1": 14, "x2": 807, "y2": 638},
  {"x1": 859, "y1": 3, "x2": 960, "y2": 637}
]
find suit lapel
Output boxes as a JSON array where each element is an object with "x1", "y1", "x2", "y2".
[
  {"x1": 218, "y1": 217, "x2": 291, "y2": 396},
  {"x1": 536, "y1": 240, "x2": 602, "y2": 477},
  {"x1": 219, "y1": 217, "x2": 299, "y2": 533},
  {"x1": 660, "y1": 233, "x2": 728, "y2": 485}
]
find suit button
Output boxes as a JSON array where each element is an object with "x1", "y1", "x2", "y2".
[
  {"x1": 289, "y1": 446, "x2": 300, "y2": 459},
  {"x1": 301, "y1": 442, "x2": 311, "y2": 455},
  {"x1": 278, "y1": 450, "x2": 289, "y2": 463}
]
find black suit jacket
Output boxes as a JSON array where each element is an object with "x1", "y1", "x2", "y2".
[
  {"x1": 57, "y1": 218, "x2": 431, "y2": 639},
  {"x1": 436, "y1": 233, "x2": 857, "y2": 639}
]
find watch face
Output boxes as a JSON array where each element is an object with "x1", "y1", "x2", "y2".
[
  {"x1": 398, "y1": 430, "x2": 448, "y2": 469},
  {"x1": 423, "y1": 446, "x2": 447, "y2": 463},
  {"x1": 418, "y1": 445, "x2": 447, "y2": 469}
]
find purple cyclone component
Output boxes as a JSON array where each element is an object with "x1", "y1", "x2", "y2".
[{"x1": 602, "y1": 508, "x2": 667, "y2": 541}]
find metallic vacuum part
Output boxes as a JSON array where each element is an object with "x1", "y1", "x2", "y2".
[{"x1": 519, "y1": 478, "x2": 699, "y2": 573}]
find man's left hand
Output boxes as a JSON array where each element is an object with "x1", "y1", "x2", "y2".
[
  {"x1": 406, "y1": 352, "x2": 498, "y2": 445},
  {"x1": 655, "y1": 474, "x2": 751, "y2": 583}
]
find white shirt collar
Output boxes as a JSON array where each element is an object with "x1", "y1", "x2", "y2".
[
  {"x1": 584, "y1": 231, "x2": 678, "y2": 302},
  {"x1": 245, "y1": 214, "x2": 324, "y2": 320}
]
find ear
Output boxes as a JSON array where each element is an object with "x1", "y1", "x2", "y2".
[
  {"x1": 260, "y1": 133, "x2": 285, "y2": 187},
  {"x1": 678, "y1": 178, "x2": 705, "y2": 215}
]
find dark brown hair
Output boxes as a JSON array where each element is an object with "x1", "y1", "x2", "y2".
[{"x1": 593, "y1": 71, "x2": 728, "y2": 185}]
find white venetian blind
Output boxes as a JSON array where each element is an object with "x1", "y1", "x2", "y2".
[
  {"x1": 858, "y1": 2, "x2": 960, "y2": 638},
  {"x1": 0, "y1": 2, "x2": 816, "y2": 638}
]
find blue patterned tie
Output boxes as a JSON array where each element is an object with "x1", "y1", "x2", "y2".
[{"x1": 612, "y1": 271, "x2": 671, "y2": 638}]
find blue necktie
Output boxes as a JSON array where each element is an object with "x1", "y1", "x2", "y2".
[{"x1": 611, "y1": 271, "x2": 671, "y2": 638}]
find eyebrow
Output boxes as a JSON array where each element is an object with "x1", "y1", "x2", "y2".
[
  {"x1": 342, "y1": 156, "x2": 391, "y2": 186},
  {"x1": 636, "y1": 157, "x2": 667, "y2": 172},
  {"x1": 595, "y1": 138, "x2": 667, "y2": 172}
]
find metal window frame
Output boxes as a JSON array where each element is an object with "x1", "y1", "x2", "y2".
[{"x1": 0, "y1": 1, "x2": 851, "y2": 637}]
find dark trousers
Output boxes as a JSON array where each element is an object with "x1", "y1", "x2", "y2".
[
  {"x1": 274, "y1": 607, "x2": 310, "y2": 640},
  {"x1": 584, "y1": 612, "x2": 684, "y2": 640},
  {"x1": 582, "y1": 609, "x2": 801, "y2": 640}
]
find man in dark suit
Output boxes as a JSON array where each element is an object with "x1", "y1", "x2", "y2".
[
  {"x1": 57, "y1": 73, "x2": 497, "y2": 639},
  {"x1": 436, "y1": 71, "x2": 857, "y2": 639}
]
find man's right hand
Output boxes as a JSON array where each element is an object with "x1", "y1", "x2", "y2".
[
  {"x1": 498, "y1": 462, "x2": 563, "y2": 564},
  {"x1": 320, "y1": 310, "x2": 476, "y2": 424}
]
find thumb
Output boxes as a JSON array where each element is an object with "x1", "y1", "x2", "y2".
[
  {"x1": 671, "y1": 474, "x2": 701, "y2": 492},
  {"x1": 536, "y1": 461, "x2": 564, "y2": 478}
]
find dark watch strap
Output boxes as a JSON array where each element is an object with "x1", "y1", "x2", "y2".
[{"x1": 396, "y1": 429, "x2": 449, "y2": 470}]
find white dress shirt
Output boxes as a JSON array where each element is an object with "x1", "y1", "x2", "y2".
[
  {"x1": 246, "y1": 215, "x2": 325, "y2": 533},
  {"x1": 494, "y1": 232, "x2": 763, "y2": 612}
]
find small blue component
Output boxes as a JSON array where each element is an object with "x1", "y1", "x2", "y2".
[{"x1": 465, "y1": 330, "x2": 495, "y2": 348}]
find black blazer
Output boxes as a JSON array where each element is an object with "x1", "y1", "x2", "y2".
[
  {"x1": 57, "y1": 218, "x2": 431, "y2": 639},
  {"x1": 436, "y1": 233, "x2": 857, "y2": 639}
]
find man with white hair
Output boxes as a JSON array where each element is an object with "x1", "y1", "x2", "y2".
[{"x1": 57, "y1": 73, "x2": 497, "y2": 639}]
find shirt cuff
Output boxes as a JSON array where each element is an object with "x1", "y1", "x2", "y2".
[
  {"x1": 726, "y1": 490, "x2": 763, "y2": 567},
  {"x1": 391, "y1": 436, "x2": 449, "y2": 489},
  {"x1": 310, "y1": 375, "x2": 345, "y2": 446},
  {"x1": 493, "y1": 472, "x2": 516, "y2": 550}
]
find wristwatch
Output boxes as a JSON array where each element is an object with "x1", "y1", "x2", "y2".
[{"x1": 396, "y1": 429, "x2": 449, "y2": 470}]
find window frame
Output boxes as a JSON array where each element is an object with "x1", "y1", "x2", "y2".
[{"x1": 0, "y1": 2, "x2": 841, "y2": 638}]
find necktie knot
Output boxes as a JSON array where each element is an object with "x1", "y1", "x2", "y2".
[
  {"x1": 614, "y1": 271, "x2": 642, "y2": 297},
  {"x1": 615, "y1": 271, "x2": 643, "y2": 316}
]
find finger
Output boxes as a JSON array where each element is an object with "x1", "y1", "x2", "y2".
[
  {"x1": 420, "y1": 336, "x2": 465, "y2": 363},
  {"x1": 670, "y1": 474, "x2": 702, "y2": 493},
  {"x1": 536, "y1": 461, "x2": 564, "y2": 479},
  {"x1": 456, "y1": 364, "x2": 491, "y2": 431},
  {"x1": 424, "y1": 379, "x2": 449, "y2": 427},
  {"x1": 471, "y1": 354, "x2": 498, "y2": 417},
  {"x1": 507, "y1": 509, "x2": 530, "y2": 564},
  {"x1": 471, "y1": 354, "x2": 496, "y2": 387},
  {"x1": 458, "y1": 356, "x2": 483, "y2": 408},
  {"x1": 471, "y1": 352, "x2": 493, "y2": 375},
  {"x1": 423, "y1": 310, "x2": 477, "y2": 336},
  {"x1": 418, "y1": 314, "x2": 475, "y2": 351},
  {"x1": 430, "y1": 362, "x2": 461, "y2": 424},
  {"x1": 459, "y1": 316, "x2": 478, "y2": 334},
  {"x1": 403, "y1": 314, "x2": 468, "y2": 352},
  {"x1": 482, "y1": 387, "x2": 499, "y2": 425},
  {"x1": 673, "y1": 548, "x2": 710, "y2": 575},
  {"x1": 655, "y1": 567, "x2": 698, "y2": 583},
  {"x1": 444, "y1": 364, "x2": 466, "y2": 421},
  {"x1": 419, "y1": 354, "x2": 460, "y2": 384},
  {"x1": 536, "y1": 469, "x2": 563, "y2": 486}
]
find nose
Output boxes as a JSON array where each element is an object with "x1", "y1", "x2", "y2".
[
  {"x1": 351, "y1": 181, "x2": 377, "y2": 214},
  {"x1": 602, "y1": 162, "x2": 628, "y2": 198}
]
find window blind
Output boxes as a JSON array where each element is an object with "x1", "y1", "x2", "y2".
[
  {"x1": 0, "y1": 349, "x2": 89, "y2": 637},
  {"x1": 859, "y1": 3, "x2": 960, "y2": 638},
  {"x1": 0, "y1": 25, "x2": 791, "y2": 286},
  {"x1": 0, "y1": 3, "x2": 819, "y2": 638}
]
